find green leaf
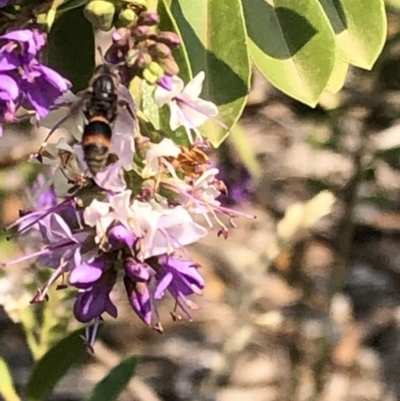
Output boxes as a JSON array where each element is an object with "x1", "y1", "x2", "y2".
[
  {"x1": 47, "y1": 6, "x2": 95, "y2": 92},
  {"x1": 26, "y1": 329, "x2": 86, "y2": 401},
  {"x1": 243, "y1": 0, "x2": 336, "y2": 107},
  {"x1": 0, "y1": 356, "x2": 21, "y2": 401},
  {"x1": 159, "y1": 106, "x2": 190, "y2": 146},
  {"x1": 170, "y1": 0, "x2": 251, "y2": 147},
  {"x1": 326, "y1": 57, "x2": 348, "y2": 94},
  {"x1": 158, "y1": 0, "x2": 192, "y2": 82},
  {"x1": 85, "y1": 355, "x2": 138, "y2": 401},
  {"x1": 318, "y1": 0, "x2": 387, "y2": 69},
  {"x1": 141, "y1": 81, "x2": 160, "y2": 129}
]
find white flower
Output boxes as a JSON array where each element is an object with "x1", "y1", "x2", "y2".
[
  {"x1": 83, "y1": 189, "x2": 207, "y2": 258},
  {"x1": 176, "y1": 168, "x2": 221, "y2": 211},
  {"x1": 31, "y1": 137, "x2": 86, "y2": 196},
  {"x1": 84, "y1": 191, "x2": 137, "y2": 238},
  {"x1": 94, "y1": 161, "x2": 127, "y2": 193},
  {"x1": 154, "y1": 72, "x2": 218, "y2": 143},
  {"x1": 83, "y1": 198, "x2": 114, "y2": 242},
  {"x1": 164, "y1": 168, "x2": 224, "y2": 229},
  {"x1": 125, "y1": 200, "x2": 207, "y2": 259},
  {"x1": 149, "y1": 206, "x2": 207, "y2": 257},
  {"x1": 142, "y1": 138, "x2": 181, "y2": 179}
]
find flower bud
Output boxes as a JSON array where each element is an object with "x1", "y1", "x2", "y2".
[
  {"x1": 112, "y1": 27, "x2": 130, "y2": 43},
  {"x1": 156, "y1": 31, "x2": 181, "y2": 48},
  {"x1": 36, "y1": 12, "x2": 47, "y2": 26},
  {"x1": 124, "y1": 258, "x2": 150, "y2": 281},
  {"x1": 135, "y1": 52, "x2": 152, "y2": 68},
  {"x1": 157, "y1": 75, "x2": 173, "y2": 91},
  {"x1": 116, "y1": 8, "x2": 138, "y2": 28},
  {"x1": 148, "y1": 61, "x2": 164, "y2": 79},
  {"x1": 137, "y1": 11, "x2": 160, "y2": 26},
  {"x1": 132, "y1": 25, "x2": 150, "y2": 39},
  {"x1": 142, "y1": 67, "x2": 158, "y2": 84},
  {"x1": 108, "y1": 224, "x2": 136, "y2": 249},
  {"x1": 123, "y1": 276, "x2": 152, "y2": 325},
  {"x1": 84, "y1": 0, "x2": 115, "y2": 31},
  {"x1": 159, "y1": 56, "x2": 180, "y2": 76},
  {"x1": 121, "y1": 0, "x2": 148, "y2": 8},
  {"x1": 149, "y1": 42, "x2": 171, "y2": 59}
]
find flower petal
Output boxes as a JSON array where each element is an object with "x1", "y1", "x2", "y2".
[
  {"x1": 124, "y1": 277, "x2": 152, "y2": 325},
  {"x1": 154, "y1": 75, "x2": 184, "y2": 106},
  {"x1": 178, "y1": 99, "x2": 218, "y2": 128},
  {"x1": 69, "y1": 259, "x2": 105, "y2": 287},
  {"x1": 181, "y1": 71, "x2": 205, "y2": 100},
  {"x1": 39, "y1": 65, "x2": 71, "y2": 92},
  {"x1": 0, "y1": 74, "x2": 19, "y2": 100},
  {"x1": 94, "y1": 162, "x2": 127, "y2": 193}
]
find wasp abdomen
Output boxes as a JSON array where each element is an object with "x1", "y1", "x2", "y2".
[
  {"x1": 81, "y1": 64, "x2": 121, "y2": 176},
  {"x1": 82, "y1": 118, "x2": 112, "y2": 175}
]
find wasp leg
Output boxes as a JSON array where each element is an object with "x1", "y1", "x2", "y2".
[
  {"x1": 35, "y1": 100, "x2": 83, "y2": 161},
  {"x1": 118, "y1": 99, "x2": 137, "y2": 121}
]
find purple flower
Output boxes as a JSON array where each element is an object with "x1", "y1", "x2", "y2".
[
  {"x1": 0, "y1": 74, "x2": 18, "y2": 135},
  {"x1": 0, "y1": 29, "x2": 45, "y2": 69},
  {"x1": 124, "y1": 276, "x2": 152, "y2": 326},
  {"x1": 29, "y1": 174, "x2": 57, "y2": 210},
  {"x1": 73, "y1": 268, "x2": 118, "y2": 323},
  {"x1": 69, "y1": 258, "x2": 106, "y2": 288},
  {"x1": 108, "y1": 224, "x2": 137, "y2": 249},
  {"x1": 0, "y1": 0, "x2": 10, "y2": 7},
  {"x1": 153, "y1": 254, "x2": 204, "y2": 319},
  {"x1": 125, "y1": 258, "x2": 151, "y2": 282},
  {"x1": 0, "y1": 29, "x2": 71, "y2": 131},
  {"x1": 121, "y1": 254, "x2": 205, "y2": 328},
  {"x1": 20, "y1": 63, "x2": 70, "y2": 118},
  {"x1": 123, "y1": 258, "x2": 152, "y2": 325},
  {"x1": 32, "y1": 213, "x2": 90, "y2": 297}
]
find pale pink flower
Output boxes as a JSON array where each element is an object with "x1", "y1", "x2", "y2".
[{"x1": 154, "y1": 72, "x2": 218, "y2": 143}]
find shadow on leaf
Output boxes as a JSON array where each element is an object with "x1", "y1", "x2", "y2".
[
  {"x1": 243, "y1": 0, "x2": 318, "y2": 59},
  {"x1": 318, "y1": 0, "x2": 347, "y2": 34}
]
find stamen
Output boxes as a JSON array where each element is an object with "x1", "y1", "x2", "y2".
[
  {"x1": 175, "y1": 297, "x2": 192, "y2": 320},
  {"x1": 1, "y1": 247, "x2": 52, "y2": 267}
]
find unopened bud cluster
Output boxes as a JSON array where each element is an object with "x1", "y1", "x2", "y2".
[
  {"x1": 89, "y1": 4, "x2": 180, "y2": 88},
  {"x1": 129, "y1": 23, "x2": 180, "y2": 86},
  {"x1": 84, "y1": 0, "x2": 148, "y2": 31}
]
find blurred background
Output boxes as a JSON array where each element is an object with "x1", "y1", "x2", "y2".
[{"x1": 6, "y1": 5, "x2": 400, "y2": 401}]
